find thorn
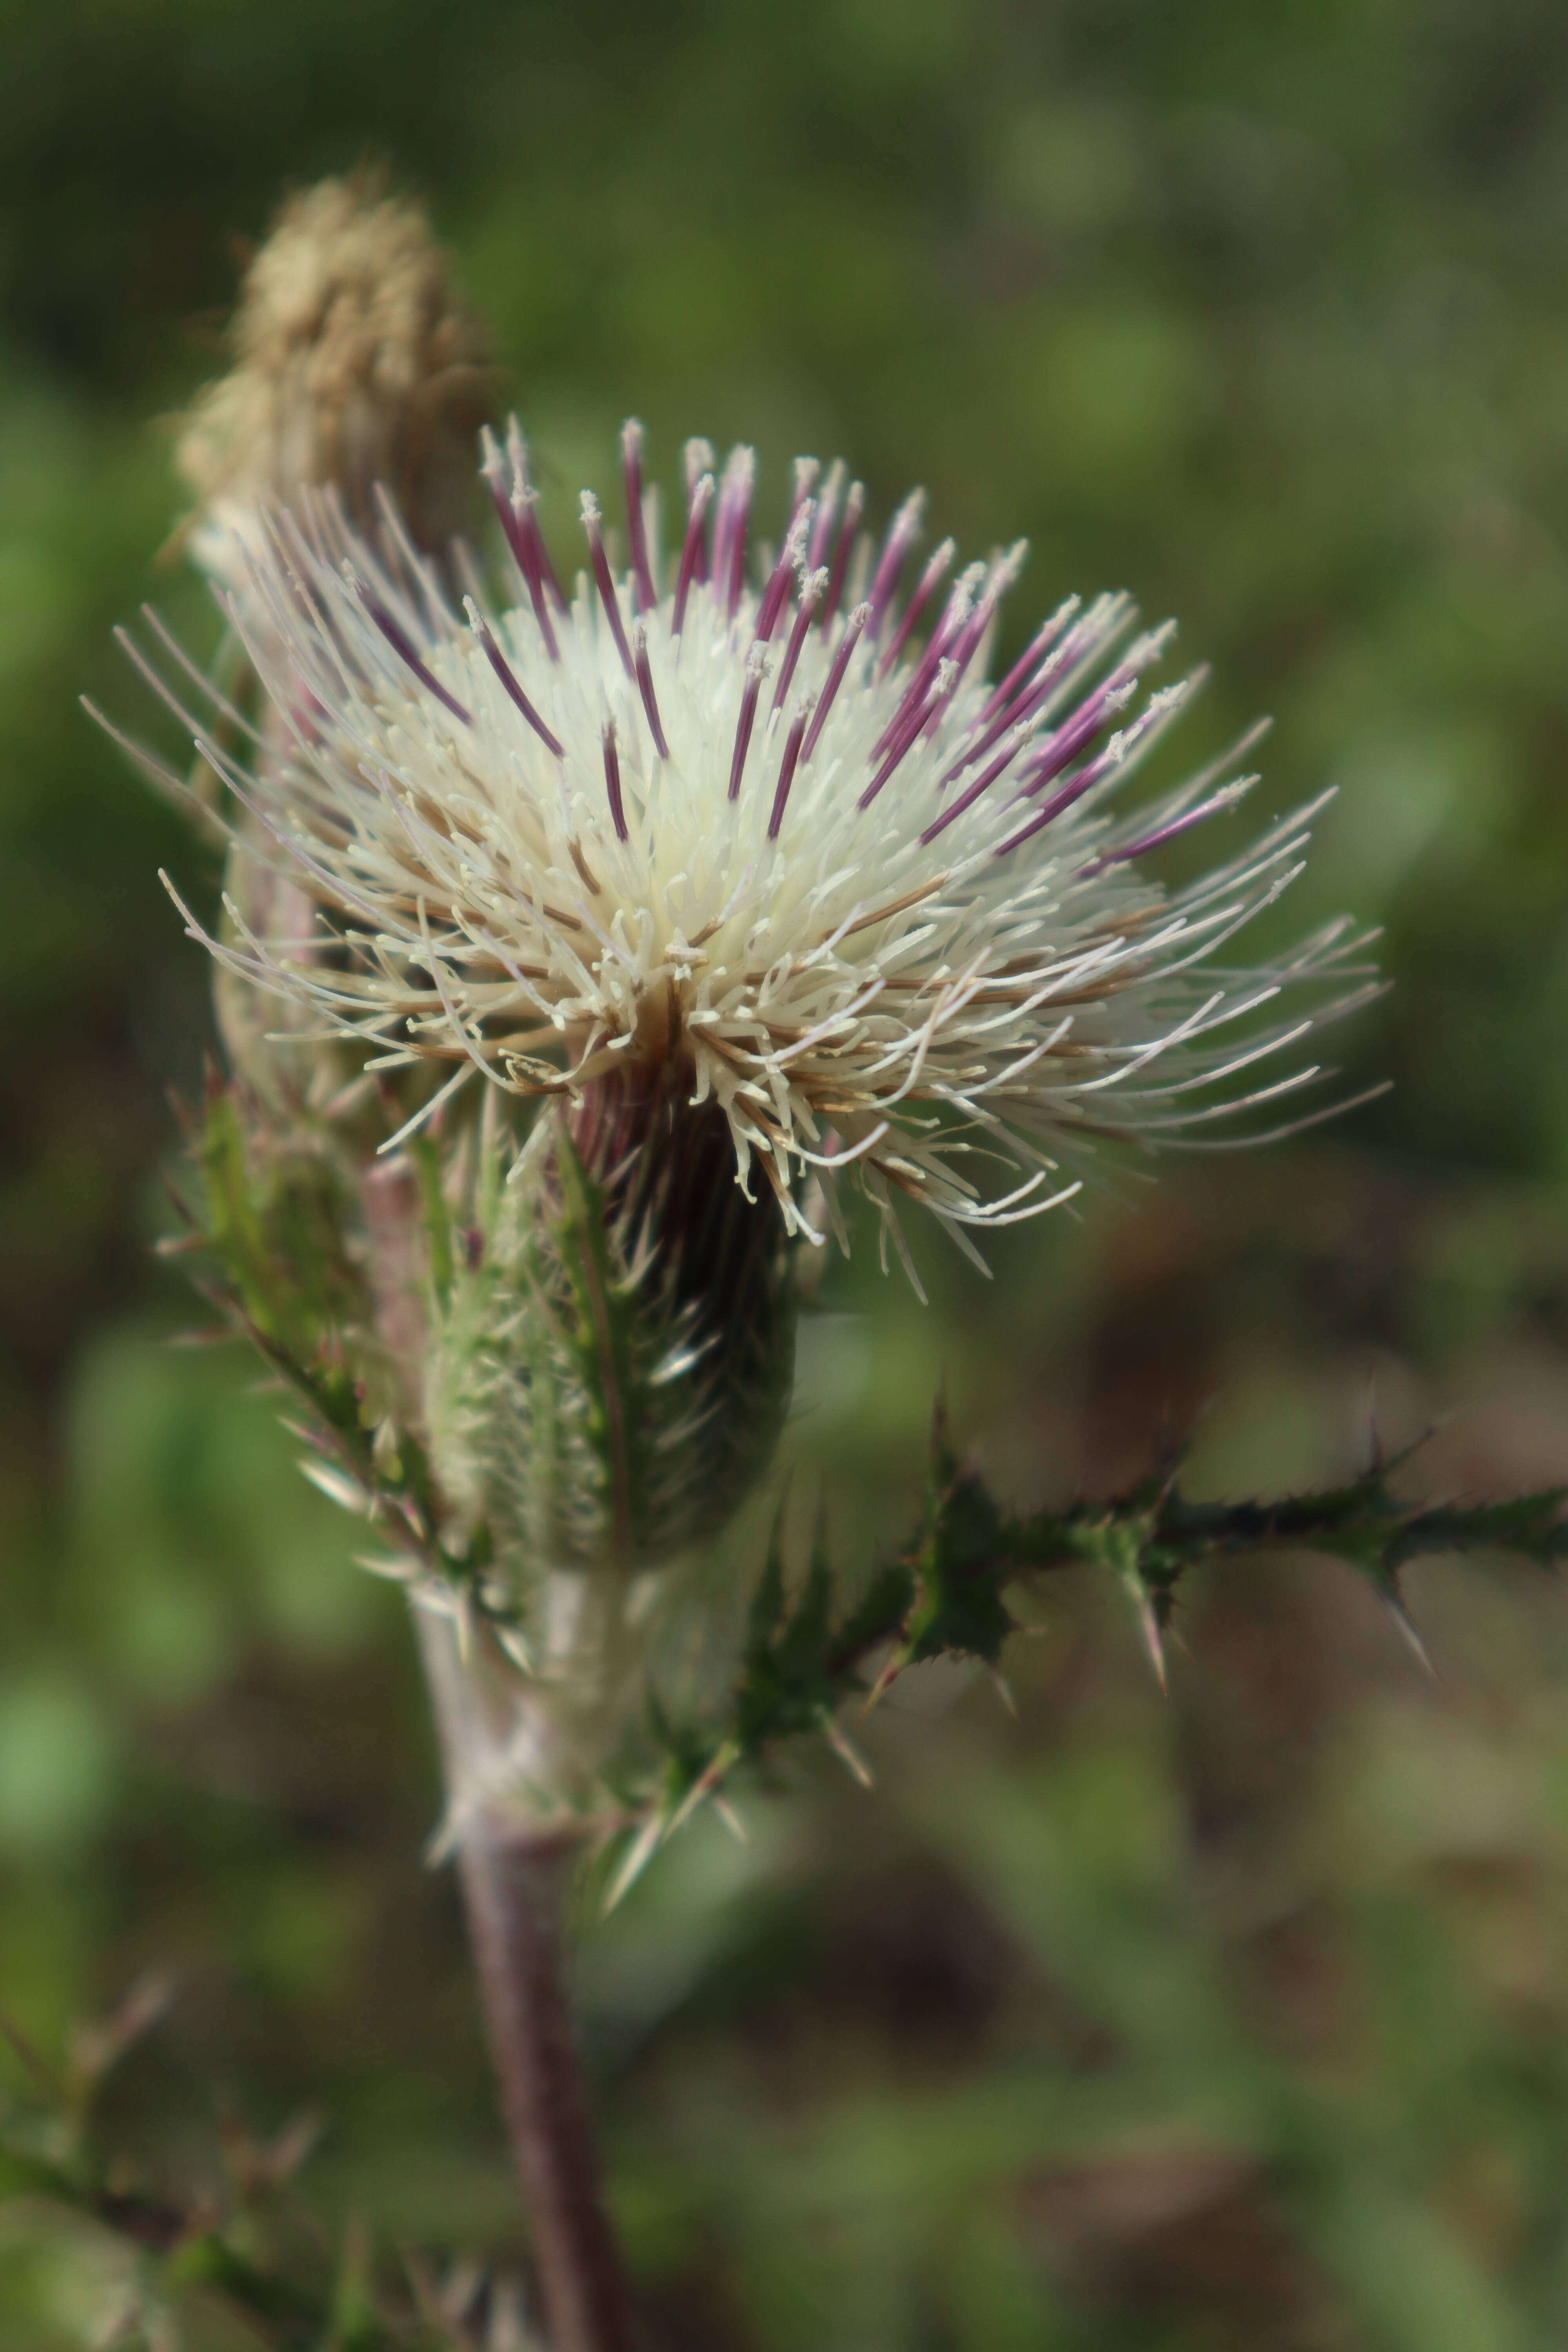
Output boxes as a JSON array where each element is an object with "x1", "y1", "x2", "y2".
[
  {"x1": 860, "y1": 1645, "x2": 907, "y2": 1717},
  {"x1": 354, "y1": 1552, "x2": 417, "y2": 1583},
  {"x1": 603, "y1": 1812, "x2": 664, "y2": 1913},
  {"x1": 1381, "y1": 1582, "x2": 1439, "y2": 1681},
  {"x1": 298, "y1": 1457, "x2": 369, "y2": 1514},
  {"x1": 1127, "y1": 1581, "x2": 1169, "y2": 1694},
  {"x1": 494, "y1": 1623, "x2": 537, "y2": 1676},
  {"x1": 987, "y1": 1667, "x2": 1018, "y2": 1718},
  {"x1": 820, "y1": 1711, "x2": 875, "y2": 1787},
  {"x1": 711, "y1": 1795, "x2": 750, "y2": 1845},
  {"x1": 151, "y1": 1230, "x2": 205, "y2": 1258},
  {"x1": 661, "y1": 1740, "x2": 740, "y2": 1843}
]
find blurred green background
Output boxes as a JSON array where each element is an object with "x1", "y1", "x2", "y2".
[{"x1": 9, "y1": 0, "x2": 1568, "y2": 2341}]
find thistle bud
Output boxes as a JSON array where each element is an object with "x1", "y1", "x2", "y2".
[
  {"x1": 176, "y1": 173, "x2": 496, "y2": 588},
  {"x1": 174, "y1": 175, "x2": 498, "y2": 1113}
]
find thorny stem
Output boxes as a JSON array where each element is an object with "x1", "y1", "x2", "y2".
[{"x1": 366, "y1": 1160, "x2": 637, "y2": 2352}]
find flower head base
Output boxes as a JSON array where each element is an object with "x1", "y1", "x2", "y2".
[
  {"x1": 428, "y1": 1068, "x2": 797, "y2": 1578},
  {"x1": 158, "y1": 419, "x2": 1374, "y2": 1279}
]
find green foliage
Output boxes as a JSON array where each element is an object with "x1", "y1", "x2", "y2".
[
  {"x1": 0, "y1": 2000, "x2": 509, "y2": 2348},
  {"x1": 616, "y1": 1402, "x2": 1568, "y2": 1878}
]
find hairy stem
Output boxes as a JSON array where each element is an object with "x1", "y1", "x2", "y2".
[
  {"x1": 365, "y1": 1158, "x2": 635, "y2": 2350},
  {"x1": 419, "y1": 1614, "x2": 637, "y2": 2352}
]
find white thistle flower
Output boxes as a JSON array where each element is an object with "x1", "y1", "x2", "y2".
[{"x1": 142, "y1": 419, "x2": 1375, "y2": 1281}]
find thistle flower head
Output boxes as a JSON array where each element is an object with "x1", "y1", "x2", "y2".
[
  {"x1": 157, "y1": 419, "x2": 1373, "y2": 1279},
  {"x1": 175, "y1": 174, "x2": 495, "y2": 586}
]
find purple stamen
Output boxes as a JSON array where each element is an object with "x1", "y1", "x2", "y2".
[
  {"x1": 622, "y1": 419, "x2": 659, "y2": 615},
  {"x1": 510, "y1": 501, "x2": 557, "y2": 668},
  {"x1": 581, "y1": 493, "x2": 636, "y2": 681},
  {"x1": 472, "y1": 610, "x2": 563, "y2": 755},
  {"x1": 756, "y1": 503, "x2": 814, "y2": 644},
  {"x1": 976, "y1": 595, "x2": 1080, "y2": 726},
  {"x1": 602, "y1": 719, "x2": 628, "y2": 841},
  {"x1": 711, "y1": 448, "x2": 755, "y2": 623},
  {"x1": 819, "y1": 479, "x2": 865, "y2": 632},
  {"x1": 506, "y1": 419, "x2": 567, "y2": 615},
  {"x1": 768, "y1": 699, "x2": 813, "y2": 839},
  {"x1": 920, "y1": 725, "x2": 1029, "y2": 844},
  {"x1": 633, "y1": 621, "x2": 669, "y2": 759},
  {"x1": 684, "y1": 439, "x2": 715, "y2": 581},
  {"x1": 866, "y1": 489, "x2": 926, "y2": 637},
  {"x1": 772, "y1": 566, "x2": 827, "y2": 711},
  {"x1": 482, "y1": 426, "x2": 531, "y2": 577},
  {"x1": 994, "y1": 735, "x2": 1127, "y2": 857},
  {"x1": 808, "y1": 461, "x2": 845, "y2": 572},
  {"x1": 859, "y1": 664, "x2": 953, "y2": 809},
  {"x1": 946, "y1": 609, "x2": 1119, "y2": 784},
  {"x1": 673, "y1": 472, "x2": 715, "y2": 636},
  {"x1": 362, "y1": 592, "x2": 471, "y2": 725},
  {"x1": 802, "y1": 601, "x2": 869, "y2": 763},
  {"x1": 728, "y1": 646, "x2": 766, "y2": 801},
  {"x1": 1080, "y1": 782, "x2": 1248, "y2": 873},
  {"x1": 1016, "y1": 682, "x2": 1132, "y2": 799},
  {"x1": 919, "y1": 580, "x2": 1004, "y2": 742},
  {"x1": 878, "y1": 538, "x2": 956, "y2": 677},
  {"x1": 871, "y1": 578, "x2": 973, "y2": 761},
  {"x1": 483, "y1": 427, "x2": 558, "y2": 662}
]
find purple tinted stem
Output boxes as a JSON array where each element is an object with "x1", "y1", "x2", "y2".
[
  {"x1": 365, "y1": 599, "x2": 471, "y2": 725},
  {"x1": 1083, "y1": 786, "x2": 1241, "y2": 872},
  {"x1": 772, "y1": 572, "x2": 824, "y2": 711},
  {"x1": 756, "y1": 509, "x2": 811, "y2": 645},
  {"x1": 728, "y1": 659, "x2": 764, "y2": 801},
  {"x1": 977, "y1": 599, "x2": 1078, "y2": 726},
  {"x1": 866, "y1": 492, "x2": 924, "y2": 637},
  {"x1": 622, "y1": 421, "x2": 658, "y2": 615},
  {"x1": 879, "y1": 540, "x2": 955, "y2": 678},
  {"x1": 583, "y1": 503, "x2": 636, "y2": 680},
  {"x1": 921, "y1": 728, "x2": 1027, "y2": 844},
  {"x1": 1017, "y1": 689, "x2": 1118, "y2": 798},
  {"x1": 673, "y1": 474, "x2": 715, "y2": 636},
  {"x1": 521, "y1": 501, "x2": 567, "y2": 618},
  {"x1": 475, "y1": 615, "x2": 563, "y2": 756},
  {"x1": 802, "y1": 601, "x2": 869, "y2": 763},
  {"x1": 515, "y1": 521, "x2": 561, "y2": 664},
  {"x1": 871, "y1": 592, "x2": 963, "y2": 762},
  {"x1": 602, "y1": 721, "x2": 628, "y2": 841},
  {"x1": 808, "y1": 462, "x2": 845, "y2": 572},
  {"x1": 633, "y1": 624, "x2": 669, "y2": 759},
  {"x1": 819, "y1": 481, "x2": 865, "y2": 631},
  {"x1": 768, "y1": 704, "x2": 811, "y2": 838},
  {"x1": 860, "y1": 686, "x2": 941, "y2": 807},
  {"x1": 485, "y1": 448, "x2": 532, "y2": 579},
  {"x1": 947, "y1": 618, "x2": 1106, "y2": 784}
]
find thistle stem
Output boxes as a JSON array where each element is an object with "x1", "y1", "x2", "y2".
[
  {"x1": 365, "y1": 1159, "x2": 635, "y2": 2350},
  {"x1": 418, "y1": 1613, "x2": 637, "y2": 2352}
]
